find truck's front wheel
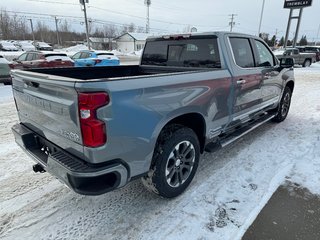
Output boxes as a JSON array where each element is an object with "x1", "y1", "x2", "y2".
[
  {"x1": 142, "y1": 125, "x2": 200, "y2": 198},
  {"x1": 272, "y1": 86, "x2": 292, "y2": 123}
]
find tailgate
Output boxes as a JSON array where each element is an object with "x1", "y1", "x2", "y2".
[{"x1": 11, "y1": 69, "x2": 84, "y2": 158}]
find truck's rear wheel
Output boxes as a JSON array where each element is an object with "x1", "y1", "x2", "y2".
[
  {"x1": 272, "y1": 86, "x2": 292, "y2": 123},
  {"x1": 303, "y1": 59, "x2": 311, "y2": 67},
  {"x1": 142, "y1": 124, "x2": 200, "y2": 198}
]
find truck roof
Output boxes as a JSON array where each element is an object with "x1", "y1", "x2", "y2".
[{"x1": 146, "y1": 31, "x2": 259, "y2": 41}]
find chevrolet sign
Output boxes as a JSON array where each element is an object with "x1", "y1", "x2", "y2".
[{"x1": 284, "y1": 0, "x2": 312, "y2": 8}]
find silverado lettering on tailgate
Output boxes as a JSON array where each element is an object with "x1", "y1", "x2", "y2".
[{"x1": 15, "y1": 91, "x2": 68, "y2": 116}]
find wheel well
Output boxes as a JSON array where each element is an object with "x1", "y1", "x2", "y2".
[
  {"x1": 286, "y1": 81, "x2": 294, "y2": 93},
  {"x1": 165, "y1": 113, "x2": 206, "y2": 153}
]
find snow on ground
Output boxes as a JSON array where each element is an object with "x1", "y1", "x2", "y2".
[
  {"x1": 0, "y1": 86, "x2": 13, "y2": 102},
  {"x1": 0, "y1": 63, "x2": 320, "y2": 240}
]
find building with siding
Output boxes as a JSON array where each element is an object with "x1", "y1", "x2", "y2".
[{"x1": 114, "y1": 32, "x2": 150, "y2": 53}]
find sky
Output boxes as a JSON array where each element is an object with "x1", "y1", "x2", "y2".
[{"x1": 1, "y1": 0, "x2": 320, "y2": 41}]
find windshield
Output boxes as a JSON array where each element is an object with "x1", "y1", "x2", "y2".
[{"x1": 141, "y1": 37, "x2": 221, "y2": 68}]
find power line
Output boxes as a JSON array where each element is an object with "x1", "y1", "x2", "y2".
[
  {"x1": 1, "y1": 10, "x2": 171, "y2": 33},
  {"x1": 25, "y1": 0, "x2": 228, "y2": 29},
  {"x1": 26, "y1": 0, "x2": 77, "y2": 5}
]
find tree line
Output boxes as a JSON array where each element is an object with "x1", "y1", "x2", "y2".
[
  {"x1": 259, "y1": 33, "x2": 309, "y2": 47},
  {"x1": 0, "y1": 9, "x2": 145, "y2": 46},
  {"x1": 1, "y1": 9, "x2": 312, "y2": 47}
]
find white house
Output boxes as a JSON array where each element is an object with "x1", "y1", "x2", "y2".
[{"x1": 115, "y1": 32, "x2": 150, "y2": 53}]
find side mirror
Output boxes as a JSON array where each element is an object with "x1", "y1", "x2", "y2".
[
  {"x1": 280, "y1": 58, "x2": 294, "y2": 68},
  {"x1": 12, "y1": 58, "x2": 17, "y2": 61}
]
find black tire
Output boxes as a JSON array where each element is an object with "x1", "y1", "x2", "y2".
[
  {"x1": 142, "y1": 124, "x2": 200, "y2": 198},
  {"x1": 303, "y1": 59, "x2": 311, "y2": 67},
  {"x1": 272, "y1": 86, "x2": 292, "y2": 123}
]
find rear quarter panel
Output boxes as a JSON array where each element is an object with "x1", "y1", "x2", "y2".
[{"x1": 75, "y1": 69, "x2": 232, "y2": 178}]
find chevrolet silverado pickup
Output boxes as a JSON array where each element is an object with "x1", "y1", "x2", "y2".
[
  {"x1": 11, "y1": 32, "x2": 295, "y2": 198},
  {"x1": 274, "y1": 47, "x2": 316, "y2": 67}
]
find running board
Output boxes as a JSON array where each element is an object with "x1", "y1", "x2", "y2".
[{"x1": 220, "y1": 114, "x2": 275, "y2": 148}]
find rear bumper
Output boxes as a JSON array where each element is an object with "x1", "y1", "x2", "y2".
[{"x1": 12, "y1": 123, "x2": 129, "y2": 195}]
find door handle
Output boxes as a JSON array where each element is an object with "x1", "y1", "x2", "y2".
[{"x1": 237, "y1": 79, "x2": 247, "y2": 85}]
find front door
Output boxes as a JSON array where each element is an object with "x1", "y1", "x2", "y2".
[
  {"x1": 229, "y1": 37, "x2": 264, "y2": 122},
  {"x1": 252, "y1": 39, "x2": 282, "y2": 105}
]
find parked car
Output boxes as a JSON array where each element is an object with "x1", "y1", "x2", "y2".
[
  {"x1": 0, "y1": 55, "x2": 12, "y2": 85},
  {"x1": 0, "y1": 41, "x2": 19, "y2": 51},
  {"x1": 72, "y1": 50, "x2": 120, "y2": 67},
  {"x1": 11, "y1": 32, "x2": 295, "y2": 198},
  {"x1": 12, "y1": 51, "x2": 74, "y2": 69},
  {"x1": 15, "y1": 41, "x2": 36, "y2": 51},
  {"x1": 33, "y1": 41, "x2": 53, "y2": 51},
  {"x1": 274, "y1": 47, "x2": 316, "y2": 67}
]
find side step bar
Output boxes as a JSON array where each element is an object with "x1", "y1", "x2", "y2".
[
  {"x1": 205, "y1": 113, "x2": 275, "y2": 152},
  {"x1": 220, "y1": 114, "x2": 275, "y2": 147}
]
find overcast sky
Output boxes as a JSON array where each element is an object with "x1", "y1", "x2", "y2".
[{"x1": 1, "y1": 0, "x2": 320, "y2": 40}]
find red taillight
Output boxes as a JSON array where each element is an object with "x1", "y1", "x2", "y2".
[{"x1": 78, "y1": 92, "x2": 109, "y2": 147}]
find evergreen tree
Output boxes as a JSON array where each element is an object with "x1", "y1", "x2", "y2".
[
  {"x1": 299, "y1": 35, "x2": 308, "y2": 46},
  {"x1": 279, "y1": 37, "x2": 285, "y2": 46},
  {"x1": 270, "y1": 35, "x2": 277, "y2": 47}
]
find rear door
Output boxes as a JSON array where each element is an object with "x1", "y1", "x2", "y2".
[
  {"x1": 24, "y1": 53, "x2": 36, "y2": 68},
  {"x1": 228, "y1": 36, "x2": 264, "y2": 121},
  {"x1": 11, "y1": 70, "x2": 84, "y2": 158}
]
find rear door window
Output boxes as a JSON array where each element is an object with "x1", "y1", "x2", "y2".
[
  {"x1": 229, "y1": 37, "x2": 255, "y2": 68},
  {"x1": 26, "y1": 53, "x2": 35, "y2": 61},
  {"x1": 80, "y1": 52, "x2": 91, "y2": 59},
  {"x1": 141, "y1": 37, "x2": 221, "y2": 68}
]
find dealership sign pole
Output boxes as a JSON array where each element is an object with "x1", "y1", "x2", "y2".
[{"x1": 283, "y1": 0, "x2": 313, "y2": 48}]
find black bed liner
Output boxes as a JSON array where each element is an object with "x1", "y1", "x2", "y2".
[{"x1": 25, "y1": 65, "x2": 208, "y2": 80}]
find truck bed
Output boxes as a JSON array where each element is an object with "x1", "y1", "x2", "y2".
[{"x1": 25, "y1": 65, "x2": 208, "y2": 81}]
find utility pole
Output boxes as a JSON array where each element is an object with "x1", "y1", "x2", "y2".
[
  {"x1": 274, "y1": 28, "x2": 278, "y2": 47},
  {"x1": 229, "y1": 14, "x2": 237, "y2": 32},
  {"x1": 54, "y1": 16, "x2": 60, "y2": 46},
  {"x1": 144, "y1": 0, "x2": 151, "y2": 33},
  {"x1": 258, "y1": 0, "x2": 266, "y2": 36},
  {"x1": 28, "y1": 18, "x2": 35, "y2": 41},
  {"x1": 80, "y1": 0, "x2": 91, "y2": 50},
  {"x1": 316, "y1": 24, "x2": 320, "y2": 46}
]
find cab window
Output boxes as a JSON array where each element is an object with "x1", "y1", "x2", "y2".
[
  {"x1": 229, "y1": 37, "x2": 255, "y2": 68},
  {"x1": 254, "y1": 40, "x2": 275, "y2": 67}
]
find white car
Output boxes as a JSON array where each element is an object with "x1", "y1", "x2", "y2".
[
  {"x1": 33, "y1": 41, "x2": 53, "y2": 51},
  {"x1": 0, "y1": 41, "x2": 19, "y2": 51},
  {"x1": 15, "y1": 41, "x2": 36, "y2": 51}
]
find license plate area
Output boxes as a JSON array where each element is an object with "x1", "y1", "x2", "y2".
[{"x1": 32, "y1": 136, "x2": 59, "y2": 164}]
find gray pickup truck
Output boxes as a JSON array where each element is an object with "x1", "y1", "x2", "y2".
[
  {"x1": 11, "y1": 32, "x2": 295, "y2": 198},
  {"x1": 274, "y1": 47, "x2": 316, "y2": 67}
]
